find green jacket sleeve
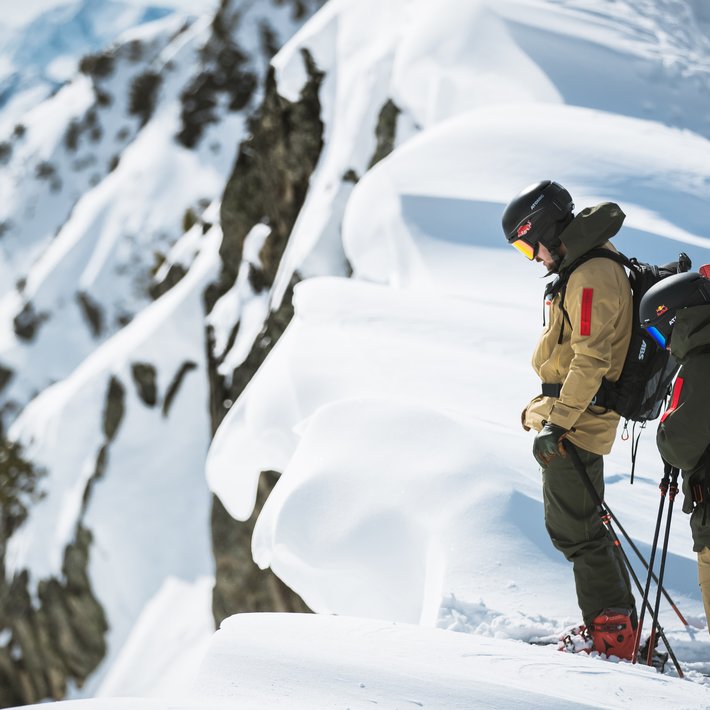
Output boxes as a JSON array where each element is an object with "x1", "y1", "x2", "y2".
[{"x1": 657, "y1": 360, "x2": 710, "y2": 471}]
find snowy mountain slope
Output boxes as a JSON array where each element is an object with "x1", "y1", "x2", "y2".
[
  {"x1": 0, "y1": 14, "x2": 206, "y2": 425},
  {"x1": 0, "y1": 0, "x2": 181, "y2": 134},
  {"x1": 0, "y1": 12, "x2": 187, "y2": 292},
  {"x1": 0, "y1": 0, "x2": 325, "y2": 705},
  {"x1": 0, "y1": 0, "x2": 321, "y2": 435},
  {"x1": 5, "y1": 221, "x2": 221, "y2": 682}
]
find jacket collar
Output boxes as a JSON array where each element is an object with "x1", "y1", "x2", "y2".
[{"x1": 558, "y1": 202, "x2": 626, "y2": 270}]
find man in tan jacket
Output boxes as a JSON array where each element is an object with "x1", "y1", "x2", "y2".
[{"x1": 502, "y1": 180, "x2": 637, "y2": 659}]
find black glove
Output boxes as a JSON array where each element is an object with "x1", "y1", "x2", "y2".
[{"x1": 533, "y1": 422, "x2": 569, "y2": 467}]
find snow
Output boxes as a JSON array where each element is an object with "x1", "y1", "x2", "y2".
[
  {"x1": 341, "y1": 104, "x2": 710, "y2": 294},
  {"x1": 1, "y1": 0, "x2": 215, "y2": 29},
  {"x1": 0, "y1": 0, "x2": 187, "y2": 134},
  {"x1": 206, "y1": 223, "x2": 271, "y2": 379},
  {"x1": 194, "y1": 614, "x2": 710, "y2": 709},
  {"x1": 21, "y1": 613, "x2": 710, "y2": 709},
  {"x1": 269, "y1": 0, "x2": 710, "y2": 305},
  {"x1": 7, "y1": 0, "x2": 710, "y2": 707},
  {"x1": 5, "y1": 226, "x2": 221, "y2": 693},
  {"x1": 96, "y1": 576, "x2": 215, "y2": 698},
  {"x1": 0, "y1": 0, "x2": 310, "y2": 429},
  {"x1": 204, "y1": 0, "x2": 710, "y2": 704}
]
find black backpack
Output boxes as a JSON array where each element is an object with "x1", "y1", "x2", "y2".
[{"x1": 545, "y1": 248, "x2": 691, "y2": 424}]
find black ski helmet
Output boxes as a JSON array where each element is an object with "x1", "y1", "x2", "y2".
[
  {"x1": 501, "y1": 180, "x2": 574, "y2": 260},
  {"x1": 640, "y1": 271, "x2": 710, "y2": 348}
]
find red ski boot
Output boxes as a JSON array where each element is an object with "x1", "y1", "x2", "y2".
[{"x1": 589, "y1": 609, "x2": 635, "y2": 660}]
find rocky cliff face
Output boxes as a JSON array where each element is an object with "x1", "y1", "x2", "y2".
[
  {"x1": 206, "y1": 46, "x2": 326, "y2": 625},
  {"x1": 0, "y1": 0, "x2": 405, "y2": 701},
  {"x1": 0, "y1": 0, "x2": 325, "y2": 704},
  {"x1": 0, "y1": 438, "x2": 107, "y2": 704}
]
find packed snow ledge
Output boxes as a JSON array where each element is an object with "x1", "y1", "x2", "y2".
[{"x1": 24, "y1": 613, "x2": 710, "y2": 709}]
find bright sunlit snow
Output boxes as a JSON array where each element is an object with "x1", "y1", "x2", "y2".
[{"x1": 7, "y1": 0, "x2": 710, "y2": 707}]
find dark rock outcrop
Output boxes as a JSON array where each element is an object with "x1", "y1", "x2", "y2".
[
  {"x1": 0, "y1": 528, "x2": 108, "y2": 707},
  {"x1": 206, "y1": 47, "x2": 325, "y2": 624},
  {"x1": 0, "y1": 440, "x2": 106, "y2": 707}
]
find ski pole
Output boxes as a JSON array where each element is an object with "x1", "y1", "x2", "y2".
[
  {"x1": 563, "y1": 442, "x2": 684, "y2": 677},
  {"x1": 646, "y1": 467, "x2": 680, "y2": 668},
  {"x1": 632, "y1": 464, "x2": 671, "y2": 664},
  {"x1": 607, "y1": 506, "x2": 687, "y2": 627}
]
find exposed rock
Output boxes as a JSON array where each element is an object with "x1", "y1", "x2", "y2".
[
  {"x1": 0, "y1": 142, "x2": 11, "y2": 165},
  {"x1": 0, "y1": 366, "x2": 12, "y2": 395},
  {"x1": 102, "y1": 376, "x2": 125, "y2": 442},
  {"x1": 77, "y1": 291, "x2": 105, "y2": 338},
  {"x1": 162, "y1": 361, "x2": 198, "y2": 417},
  {"x1": 0, "y1": 439, "x2": 45, "y2": 540},
  {"x1": 130, "y1": 362, "x2": 158, "y2": 407},
  {"x1": 149, "y1": 263, "x2": 188, "y2": 301},
  {"x1": 13, "y1": 302, "x2": 49, "y2": 342},
  {"x1": 128, "y1": 71, "x2": 162, "y2": 126},
  {"x1": 207, "y1": 46, "x2": 325, "y2": 623},
  {"x1": 342, "y1": 168, "x2": 359, "y2": 183},
  {"x1": 0, "y1": 527, "x2": 108, "y2": 707},
  {"x1": 78, "y1": 51, "x2": 115, "y2": 80},
  {"x1": 216, "y1": 53, "x2": 323, "y2": 305},
  {"x1": 211, "y1": 471, "x2": 310, "y2": 625},
  {"x1": 176, "y1": 3, "x2": 258, "y2": 148},
  {"x1": 369, "y1": 99, "x2": 401, "y2": 168},
  {"x1": 272, "y1": 0, "x2": 322, "y2": 21}
]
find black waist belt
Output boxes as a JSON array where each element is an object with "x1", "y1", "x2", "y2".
[{"x1": 542, "y1": 381, "x2": 615, "y2": 409}]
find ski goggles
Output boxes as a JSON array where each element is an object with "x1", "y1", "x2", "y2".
[
  {"x1": 645, "y1": 325, "x2": 667, "y2": 349},
  {"x1": 510, "y1": 237, "x2": 538, "y2": 260}
]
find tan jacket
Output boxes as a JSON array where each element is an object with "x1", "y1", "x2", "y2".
[{"x1": 524, "y1": 206, "x2": 633, "y2": 455}]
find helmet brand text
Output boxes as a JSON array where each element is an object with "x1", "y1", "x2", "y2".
[{"x1": 530, "y1": 194, "x2": 545, "y2": 209}]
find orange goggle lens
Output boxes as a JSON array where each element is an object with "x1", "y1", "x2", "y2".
[{"x1": 511, "y1": 238, "x2": 536, "y2": 260}]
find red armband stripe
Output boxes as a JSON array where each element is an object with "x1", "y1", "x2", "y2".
[
  {"x1": 661, "y1": 377, "x2": 684, "y2": 423},
  {"x1": 580, "y1": 288, "x2": 593, "y2": 336}
]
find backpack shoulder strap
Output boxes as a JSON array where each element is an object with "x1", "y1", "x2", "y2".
[
  {"x1": 546, "y1": 248, "x2": 632, "y2": 343},
  {"x1": 570, "y1": 247, "x2": 634, "y2": 274},
  {"x1": 545, "y1": 248, "x2": 631, "y2": 299}
]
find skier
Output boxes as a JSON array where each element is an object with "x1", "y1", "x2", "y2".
[
  {"x1": 501, "y1": 180, "x2": 638, "y2": 658},
  {"x1": 640, "y1": 271, "x2": 710, "y2": 632}
]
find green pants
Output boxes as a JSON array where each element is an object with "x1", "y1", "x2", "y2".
[{"x1": 542, "y1": 447, "x2": 636, "y2": 626}]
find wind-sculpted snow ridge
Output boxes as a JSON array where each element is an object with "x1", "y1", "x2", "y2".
[
  {"x1": 342, "y1": 103, "x2": 710, "y2": 293},
  {"x1": 266, "y1": 0, "x2": 710, "y2": 306}
]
